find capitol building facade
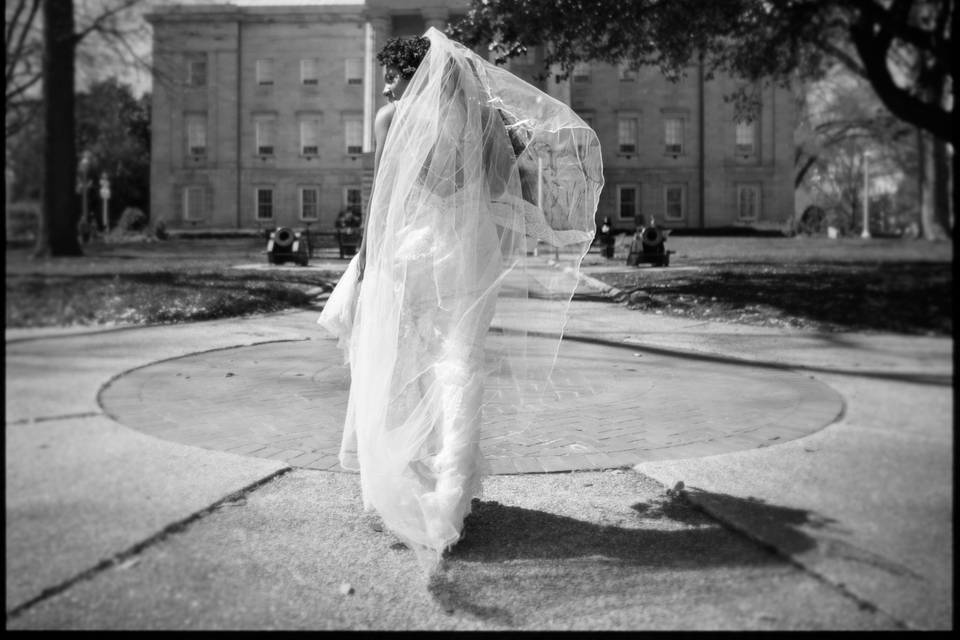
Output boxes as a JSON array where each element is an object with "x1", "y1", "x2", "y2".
[{"x1": 146, "y1": 0, "x2": 796, "y2": 233}]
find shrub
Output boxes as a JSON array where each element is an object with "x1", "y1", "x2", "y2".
[
  {"x1": 5, "y1": 202, "x2": 41, "y2": 244},
  {"x1": 794, "y1": 205, "x2": 826, "y2": 236},
  {"x1": 117, "y1": 207, "x2": 148, "y2": 232},
  {"x1": 824, "y1": 207, "x2": 853, "y2": 235}
]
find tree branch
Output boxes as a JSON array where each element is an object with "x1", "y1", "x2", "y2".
[
  {"x1": 72, "y1": 0, "x2": 143, "y2": 45},
  {"x1": 6, "y1": 72, "x2": 41, "y2": 102},
  {"x1": 816, "y1": 38, "x2": 867, "y2": 78},
  {"x1": 4, "y1": 98, "x2": 40, "y2": 139},
  {"x1": 795, "y1": 154, "x2": 819, "y2": 188},
  {"x1": 6, "y1": 0, "x2": 27, "y2": 50},
  {"x1": 849, "y1": 10, "x2": 952, "y2": 142},
  {"x1": 5, "y1": 0, "x2": 41, "y2": 89},
  {"x1": 855, "y1": 0, "x2": 949, "y2": 57}
]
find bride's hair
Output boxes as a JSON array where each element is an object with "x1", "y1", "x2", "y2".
[{"x1": 376, "y1": 35, "x2": 430, "y2": 79}]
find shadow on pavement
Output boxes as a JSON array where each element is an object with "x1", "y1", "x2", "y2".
[
  {"x1": 561, "y1": 333, "x2": 952, "y2": 388},
  {"x1": 428, "y1": 491, "x2": 832, "y2": 624},
  {"x1": 453, "y1": 492, "x2": 825, "y2": 565},
  {"x1": 674, "y1": 489, "x2": 841, "y2": 555}
]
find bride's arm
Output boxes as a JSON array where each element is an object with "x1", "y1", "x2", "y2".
[{"x1": 357, "y1": 102, "x2": 395, "y2": 281}]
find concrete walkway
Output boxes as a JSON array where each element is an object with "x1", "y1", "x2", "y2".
[{"x1": 4, "y1": 261, "x2": 952, "y2": 630}]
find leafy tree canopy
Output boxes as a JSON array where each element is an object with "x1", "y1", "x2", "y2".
[
  {"x1": 448, "y1": 0, "x2": 953, "y2": 143},
  {"x1": 75, "y1": 78, "x2": 151, "y2": 216},
  {"x1": 8, "y1": 78, "x2": 150, "y2": 215}
]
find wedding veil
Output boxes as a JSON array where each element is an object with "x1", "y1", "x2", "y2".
[
  {"x1": 327, "y1": 27, "x2": 603, "y2": 566},
  {"x1": 369, "y1": 25, "x2": 603, "y2": 399}
]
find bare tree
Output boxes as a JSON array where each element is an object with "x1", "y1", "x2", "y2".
[
  {"x1": 795, "y1": 67, "x2": 926, "y2": 235},
  {"x1": 10, "y1": 0, "x2": 148, "y2": 257},
  {"x1": 73, "y1": 0, "x2": 153, "y2": 90},
  {"x1": 5, "y1": 0, "x2": 43, "y2": 140}
]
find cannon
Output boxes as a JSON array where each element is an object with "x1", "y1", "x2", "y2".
[
  {"x1": 626, "y1": 222, "x2": 673, "y2": 267},
  {"x1": 266, "y1": 227, "x2": 310, "y2": 266}
]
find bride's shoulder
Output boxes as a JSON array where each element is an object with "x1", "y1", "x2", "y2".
[{"x1": 375, "y1": 102, "x2": 397, "y2": 127}]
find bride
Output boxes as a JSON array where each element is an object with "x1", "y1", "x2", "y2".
[{"x1": 318, "y1": 28, "x2": 603, "y2": 572}]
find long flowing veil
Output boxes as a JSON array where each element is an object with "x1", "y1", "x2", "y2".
[{"x1": 319, "y1": 27, "x2": 603, "y2": 570}]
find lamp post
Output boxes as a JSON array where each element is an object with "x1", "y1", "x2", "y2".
[
  {"x1": 77, "y1": 150, "x2": 92, "y2": 241},
  {"x1": 99, "y1": 172, "x2": 111, "y2": 233},
  {"x1": 861, "y1": 150, "x2": 871, "y2": 239}
]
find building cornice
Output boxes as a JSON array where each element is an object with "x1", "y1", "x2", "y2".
[
  {"x1": 145, "y1": 5, "x2": 366, "y2": 25},
  {"x1": 145, "y1": 1, "x2": 468, "y2": 24}
]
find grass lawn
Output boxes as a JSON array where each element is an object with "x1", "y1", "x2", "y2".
[
  {"x1": 586, "y1": 235, "x2": 953, "y2": 335},
  {"x1": 5, "y1": 237, "x2": 341, "y2": 328},
  {"x1": 5, "y1": 235, "x2": 953, "y2": 335}
]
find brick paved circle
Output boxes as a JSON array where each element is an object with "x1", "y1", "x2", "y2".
[{"x1": 99, "y1": 336, "x2": 843, "y2": 474}]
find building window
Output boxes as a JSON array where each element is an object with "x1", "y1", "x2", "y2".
[
  {"x1": 344, "y1": 187, "x2": 362, "y2": 215},
  {"x1": 344, "y1": 115, "x2": 363, "y2": 154},
  {"x1": 572, "y1": 62, "x2": 591, "y2": 83},
  {"x1": 345, "y1": 58, "x2": 363, "y2": 85},
  {"x1": 300, "y1": 117, "x2": 320, "y2": 155},
  {"x1": 576, "y1": 113, "x2": 595, "y2": 156},
  {"x1": 618, "y1": 61, "x2": 637, "y2": 82},
  {"x1": 301, "y1": 59, "x2": 319, "y2": 85},
  {"x1": 255, "y1": 188, "x2": 274, "y2": 220},
  {"x1": 735, "y1": 120, "x2": 756, "y2": 155},
  {"x1": 183, "y1": 186, "x2": 205, "y2": 220},
  {"x1": 665, "y1": 117, "x2": 684, "y2": 155},
  {"x1": 300, "y1": 187, "x2": 320, "y2": 220},
  {"x1": 618, "y1": 117, "x2": 638, "y2": 154},
  {"x1": 255, "y1": 116, "x2": 276, "y2": 156},
  {"x1": 664, "y1": 184, "x2": 686, "y2": 220},
  {"x1": 256, "y1": 59, "x2": 274, "y2": 86},
  {"x1": 617, "y1": 185, "x2": 638, "y2": 220},
  {"x1": 186, "y1": 56, "x2": 206, "y2": 87},
  {"x1": 737, "y1": 184, "x2": 761, "y2": 220},
  {"x1": 185, "y1": 113, "x2": 207, "y2": 156}
]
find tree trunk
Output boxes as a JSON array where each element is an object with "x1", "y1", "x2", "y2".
[
  {"x1": 917, "y1": 128, "x2": 950, "y2": 241},
  {"x1": 34, "y1": 0, "x2": 81, "y2": 257},
  {"x1": 932, "y1": 133, "x2": 953, "y2": 237}
]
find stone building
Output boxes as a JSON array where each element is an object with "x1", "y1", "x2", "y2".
[{"x1": 145, "y1": 0, "x2": 795, "y2": 232}]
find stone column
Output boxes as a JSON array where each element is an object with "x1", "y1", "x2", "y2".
[
  {"x1": 422, "y1": 6, "x2": 449, "y2": 31},
  {"x1": 363, "y1": 13, "x2": 390, "y2": 153}
]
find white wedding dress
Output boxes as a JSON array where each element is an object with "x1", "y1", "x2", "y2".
[{"x1": 318, "y1": 28, "x2": 603, "y2": 571}]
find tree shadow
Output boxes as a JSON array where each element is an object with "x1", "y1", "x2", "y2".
[
  {"x1": 5, "y1": 270, "x2": 336, "y2": 327},
  {"x1": 556, "y1": 333, "x2": 952, "y2": 387},
  {"x1": 608, "y1": 261, "x2": 952, "y2": 335},
  {"x1": 452, "y1": 491, "x2": 831, "y2": 565},
  {"x1": 427, "y1": 490, "x2": 836, "y2": 624}
]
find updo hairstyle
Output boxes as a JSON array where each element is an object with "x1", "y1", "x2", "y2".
[{"x1": 376, "y1": 35, "x2": 431, "y2": 80}]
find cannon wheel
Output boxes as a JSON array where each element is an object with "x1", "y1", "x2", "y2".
[{"x1": 274, "y1": 227, "x2": 295, "y2": 248}]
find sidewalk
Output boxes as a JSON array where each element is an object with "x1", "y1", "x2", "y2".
[{"x1": 4, "y1": 261, "x2": 952, "y2": 630}]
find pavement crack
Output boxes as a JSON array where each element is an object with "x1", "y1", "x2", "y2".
[
  {"x1": 4, "y1": 466, "x2": 293, "y2": 623},
  {"x1": 666, "y1": 484, "x2": 915, "y2": 631},
  {"x1": 6, "y1": 412, "x2": 102, "y2": 426}
]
